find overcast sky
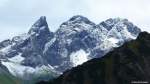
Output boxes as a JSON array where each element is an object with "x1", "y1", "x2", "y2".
[{"x1": 0, "y1": 0, "x2": 150, "y2": 41}]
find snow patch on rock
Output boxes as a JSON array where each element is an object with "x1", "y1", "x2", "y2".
[
  {"x1": 70, "y1": 49, "x2": 90, "y2": 66},
  {"x1": 8, "y1": 53, "x2": 24, "y2": 64}
]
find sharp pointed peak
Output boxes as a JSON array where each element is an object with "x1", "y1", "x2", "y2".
[
  {"x1": 28, "y1": 16, "x2": 50, "y2": 34},
  {"x1": 32, "y1": 16, "x2": 48, "y2": 27},
  {"x1": 39, "y1": 16, "x2": 46, "y2": 20}
]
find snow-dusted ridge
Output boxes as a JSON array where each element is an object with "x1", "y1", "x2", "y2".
[{"x1": 0, "y1": 15, "x2": 141, "y2": 82}]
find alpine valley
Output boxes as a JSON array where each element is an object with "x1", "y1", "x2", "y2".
[{"x1": 0, "y1": 15, "x2": 141, "y2": 84}]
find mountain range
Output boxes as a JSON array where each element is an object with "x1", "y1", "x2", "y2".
[{"x1": 0, "y1": 15, "x2": 141, "y2": 83}]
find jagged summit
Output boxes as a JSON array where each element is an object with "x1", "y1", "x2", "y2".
[
  {"x1": 108, "y1": 17, "x2": 128, "y2": 22},
  {"x1": 60, "y1": 15, "x2": 95, "y2": 27},
  {"x1": 99, "y1": 18, "x2": 128, "y2": 30},
  {"x1": 99, "y1": 17, "x2": 141, "y2": 39},
  {"x1": 28, "y1": 16, "x2": 50, "y2": 34},
  {"x1": 105, "y1": 17, "x2": 128, "y2": 23},
  {"x1": 33, "y1": 16, "x2": 47, "y2": 27},
  {"x1": 27, "y1": 16, "x2": 54, "y2": 54},
  {"x1": 99, "y1": 17, "x2": 141, "y2": 32},
  {"x1": 69, "y1": 15, "x2": 90, "y2": 22}
]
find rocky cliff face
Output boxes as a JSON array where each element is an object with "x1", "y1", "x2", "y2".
[
  {"x1": 39, "y1": 32, "x2": 150, "y2": 84},
  {"x1": 43, "y1": 16, "x2": 141, "y2": 72}
]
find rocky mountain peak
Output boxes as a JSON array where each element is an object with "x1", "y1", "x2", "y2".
[
  {"x1": 56, "y1": 15, "x2": 95, "y2": 40},
  {"x1": 60, "y1": 15, "x2": 95, "y2": 27},
  {"x1": 99, "y1": 18, "x2": 141, "y2": 41},
  {"x1": 32, "y1": 16, "x2": 47, "y2": 27},
  {"x1": 28, "y1": 16, "x2": 50, "y2": 35},
  {"x1": 27, "y1": 16, "x2": 53, "y2": 54},
  {"x1": 100, "y1": 18, "x2": 130, "y2": 30},
  {"x1": 69, "y1": 15, "x2": 90, "y2": 22}
]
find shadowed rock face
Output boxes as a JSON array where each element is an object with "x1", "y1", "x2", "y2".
[
  {"x1": 38, "y1": 32, "x2": 150, "y2": 84},
  {"x1": 28, "y1": 16, "x2": 53, "y2": 53},
  {"x1": 21, "y1": 16, "x2": 54, "y2": 67}
]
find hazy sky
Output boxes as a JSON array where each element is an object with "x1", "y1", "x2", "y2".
[{"x1": 0, "y1": 0, "x2": 150, "y2": 41}]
